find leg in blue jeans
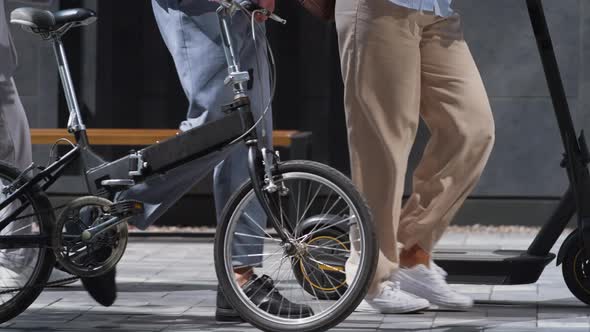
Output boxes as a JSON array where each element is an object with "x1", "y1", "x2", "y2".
[
  {"x1": 151, "y1": 0, "x2": 272, "y2": 272},
  {"x1": 152, "y1": 1, "x2": 314, "y2": 320}
]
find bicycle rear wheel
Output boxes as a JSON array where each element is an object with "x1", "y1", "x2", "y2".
[
  {"x1": 0, "y1": 162, "x2": 55, "y2": 323},
  {"x1": 215, "y1": 160, "x2": 377, "y2": 332}
]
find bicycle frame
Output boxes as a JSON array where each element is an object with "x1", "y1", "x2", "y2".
[{"x1": 0, "y1": 1, "x2": 293, "y2": 248}]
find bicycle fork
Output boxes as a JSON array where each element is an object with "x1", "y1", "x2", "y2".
[
  {"x1": 247, "y1": 143, "x2": 294, "y2": 245},
  {"x1": 218, "y1": 2, "x2": 293, "y2": 246}
]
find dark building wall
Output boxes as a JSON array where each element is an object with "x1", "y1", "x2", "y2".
[
  {"x1": 273, "y1": 0, "x2": 586, "y2": 199},
  {"x1": 7, "y1": 0, "x2": 60, "y2": 164},
  {"x1": 267, "y1": 1, "x2": 349, "y2": 172},
  {"x1": 455, "y1": 0, "x2": 579, "y2": 197}
]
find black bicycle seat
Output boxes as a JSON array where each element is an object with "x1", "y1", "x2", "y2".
[{"x1": 10, "y1": 7, "x2": 96, "y2": 33}]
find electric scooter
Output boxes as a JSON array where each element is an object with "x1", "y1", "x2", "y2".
[{"x1": 432, "y1": 0, "x2": 590, "y2": 305}]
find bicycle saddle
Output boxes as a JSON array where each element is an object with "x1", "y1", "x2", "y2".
[{"x1": 10, "y1": 7, "x2": 96, "y2": 33}]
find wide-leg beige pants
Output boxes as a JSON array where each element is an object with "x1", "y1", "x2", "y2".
[{"x1": 336, "y1": 0, "x2": 495, "y2": 296}]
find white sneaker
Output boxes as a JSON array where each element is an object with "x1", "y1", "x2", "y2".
[
  {"x1": 431, "y1": 261, "x2": 448, "y2": 278},
  {"x1": 361, "y1": 281, "x2": 430, "y2": 314},
  {"x1": 393, "y1": 264, "x2": 473, "y2": 309}
]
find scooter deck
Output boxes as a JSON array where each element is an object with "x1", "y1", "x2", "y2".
[{"x1": 433, "y1": 249, "x2": 555, "y2": 285}]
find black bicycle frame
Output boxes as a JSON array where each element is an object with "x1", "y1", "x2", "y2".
[
  {"x1": 0, "y1": 149, "x2": 74, "y2": 249},
  {"x1": 0, "y1": 2, "x2": 292, "y2": 249},
  {"x1": 0, "y1": 146, "x2": 80, "y2": 232}
]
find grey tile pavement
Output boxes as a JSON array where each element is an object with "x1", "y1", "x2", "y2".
[{"x1": 2, "y1": 229, "x2": 590, "y2": 332}]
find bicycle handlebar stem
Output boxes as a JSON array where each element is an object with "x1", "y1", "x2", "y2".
[{"x1": 217, "y1": 5, "x2": 250, "y2": 100}]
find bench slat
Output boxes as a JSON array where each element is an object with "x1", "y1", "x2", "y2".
[{"x1": 30, "y1": 129, "x2": 298, "y2": 147}]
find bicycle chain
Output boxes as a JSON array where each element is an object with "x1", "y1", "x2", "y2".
[
  {"x1": 0, "y1": 276, "x2": 80, "y2": 295},
  {"x1": 1, "y1": 199, "x2": 123, "y2": 295},
  {"x1": 7, "y1": 203, "x2": 68, "y2": 223}
]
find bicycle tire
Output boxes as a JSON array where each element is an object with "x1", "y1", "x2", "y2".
[
  {"x1": 215, "y1": 160, "x2": 377, "y2": 332},
  {"x1": 0, "y1": 161, "x2": 55, "y2": 323}
]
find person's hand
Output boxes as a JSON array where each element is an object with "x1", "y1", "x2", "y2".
[
  {"x1": 258, "y1": 0, "x2": 275, "y2": 12},
  {"x1": 255, "y1": 0, "x2": 275, "y2": 22}
]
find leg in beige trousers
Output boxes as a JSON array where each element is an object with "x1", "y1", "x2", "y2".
[{"x1": 336, "y1": 0, "x2": 495, "y2": 296}]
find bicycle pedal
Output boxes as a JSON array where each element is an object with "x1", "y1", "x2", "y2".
[
  {"x1": 108, "y1": 200, "x2": 144, "y2": 217},
  {"x1": 101, "y1": 179, "x2": 135, "y2": 188}
]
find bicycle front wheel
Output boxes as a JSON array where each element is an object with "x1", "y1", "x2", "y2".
[
  {"x1": 215, "y1": 160, "x2": 377, "y2": 332},
  {"x1": 0, "y1": 162, "x2": 55, "y2": 323}
]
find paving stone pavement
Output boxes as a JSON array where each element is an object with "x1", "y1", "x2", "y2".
[{"x1": 2, "y1": 229, "x2": 589, "y2": 332}]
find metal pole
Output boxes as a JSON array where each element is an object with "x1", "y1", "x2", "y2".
[{"x1": 52, "y1": 37, "x2": 86, "y2": 132}]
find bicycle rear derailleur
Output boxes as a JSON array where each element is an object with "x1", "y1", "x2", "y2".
[{"x1": 52, "y1": 196, "x2": 143, "y2": 278}]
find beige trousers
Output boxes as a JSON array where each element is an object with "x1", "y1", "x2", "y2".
[{"x1": 336, "y1": 0, "x2": 495, "y2": 295}]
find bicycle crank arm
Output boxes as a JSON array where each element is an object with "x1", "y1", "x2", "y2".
[
  {"x1": 81, "y1": 216, "x2": 122, "y2": 241},
  {"x1": 81, "y1": 200, "x2": 144, "y2": 242}
]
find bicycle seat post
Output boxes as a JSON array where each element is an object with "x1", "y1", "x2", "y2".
[{"x1": 51, "y1": 31, "x2": 86, "y2": 136}]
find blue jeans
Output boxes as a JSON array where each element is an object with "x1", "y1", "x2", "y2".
[{"x1": 148, "y1": 0, "x2": 272, "y2": 266}]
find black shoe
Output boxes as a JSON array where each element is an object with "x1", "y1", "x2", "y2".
[
  {"x1": 215, "y1": 274, "x2": 314, "y2": 322},
  {"x1": 215, "y1": 286, "x2": 244, "y2": 322},
  {"x1": 81, "y1": 268, "x2": 117, "y2": 307}
]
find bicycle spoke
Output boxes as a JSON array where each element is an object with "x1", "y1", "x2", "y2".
[
  {"x1": 243, "y1": 212, "x2": 275, "y2": 240},
  {"x1": 232, "y1": 246, "x2": 283, "y2": 270},
  {"x1": 277, "y1": 192, "x2": 286, "y2": 230},
  {"x1": 306, "y1": 244, "x2": 350, "y2": 254},
  {"x1": 267, "y1": 256, "x2": 300, "y2": 316},
  {"x1": 304, "y1": 180, "x2": 313, "y2": 219},
  {"x1": 235, "y1": 232, "x2": 280, "y2": 242},
  {"x1": 296, "y1": 180, "x2": 302, "y2": 224},
  {"x1": 1, "y1": 254, "x2": 33, "y2": 272},
  {"x1": 0, "y1": 249, "x2": 30, "y2": 258},
  {"x1": 305, "y1": 252, "x2": 347, "y2": 298},
  {"x1": 306, "y1": 267, "x2": 345, "y2": 300},
  {"x1": 233, "y1": 252, "x2": 283, "y2": 259},
  {"x1": 316, "y1": 188, "x2": 335, "y2": 224},
  {"x1": 305, "y1": 257, "x2": 346, "y2": 275},
  {"x1": 294, "y1": 260, "x2": 317, "y2": 315},
  {"x1": 8, "y1": 265, "x2": 26, "y2": 291},
  {"x1": 267, "y1": 192, "x2": 294, "y2": 232},
  {"x1": 284, "y1": 181, "x2": 300, "y2": 229},
  {"x1": 246, "y1": 255, "x2": 287, "y2": 302},
  {"x1": 306, "y1": 261, "x2": 346, "y2": 288},
  {"x1": 2, "y1": 222, "x2": 33, "y2": 236},
  {"x1": 300, "y1": 258, "x2": 324, "y2": 313},
  {"x1": 301, "y1": 197, "x2": 344, "y2": 240},
  {"x1": 0, "y1": 277, "x2": 10, "y2": 303},
  {"x1": 310, "y1": 236, "x2": 351, "y2": 247},
  {"x1": 0, "y1": 204, "x2": 30, "y2": 233},
  {"x1": 265, "y1": 254, "x2": 288, "y2": 315},
  {"x1": 299, "y1": 214, "x2": 356, "y2": 242},
  {"x1": 297, "y1": 182, "x2": 322, "y2": 225},
  {"x1": 233, "y1": 243, "x2": 272, "y2": 247}
]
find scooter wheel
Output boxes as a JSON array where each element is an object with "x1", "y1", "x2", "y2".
[
  {"x1": 562, "y1": 233, "x2": 590, "y2": 305},
  {"x1": 292, "y1": 227, "x2": 349, "y2": 300}
]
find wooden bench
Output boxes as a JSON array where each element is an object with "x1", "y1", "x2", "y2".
[
  {"x1": 30, "y1": 128, "x2": 312, "y2": 159},
  {"x1": 31, "y1": 128, "x2": 311, "y2": 227},
  {"x1": 31, "y1": 128, "x2": 313, "y2": 228}
]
